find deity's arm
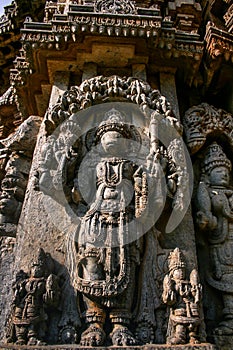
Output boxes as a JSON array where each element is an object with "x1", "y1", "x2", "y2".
[
  {"x1": 72, "y1": 161, "x2": 96, "y2": 205},
  {"x1": 146, "y1": 151, "x2": 164, "y2": 207},
  {"x1": 162, "y1": 275, "x2": 176, "y2": 305},
  {"x1": 190, "y1": 269, "x2": 202, "y2": 304},
  {"x1": 43, "y1": 274, "x2": 60, "y2": 307},
  {"x1": 196, "y1": 181, "x2": 217, "y2": 231}
]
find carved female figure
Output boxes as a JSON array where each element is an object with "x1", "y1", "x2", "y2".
[{"x1": 196, "y1": 142, "x2": 233, "y2": 335}]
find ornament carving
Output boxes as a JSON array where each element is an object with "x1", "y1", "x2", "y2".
[
  {"x1": 162, "y1": 248, "x2": 202, "y2": 345},
  {"x1": 37, "y1": 81, "x2": 191, "y2": 346},
  {"x1": 44, "y1": 76, "x2": 179, "y2": 135},
  {"x1": 94, "y1": 0, "x2": 137, "y2": 15},
  {"x1": 59, "y1": 108, "x2": 167, "y2": 346},
  {"x1": 183, "y1": 103, "x2": 233, "y2": 155}
]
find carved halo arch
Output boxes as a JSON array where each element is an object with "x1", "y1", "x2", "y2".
[
  {"x1": 44, "y1": 75, "x2": 179, "y2": 134},
  {"x1": 42, "y1": 75, "x2": 190, "y2": 230}
]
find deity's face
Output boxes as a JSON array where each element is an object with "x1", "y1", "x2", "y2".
[
  {"x1": 31, "y1": 264, "x2": 44, "y2": 278},
  {"x1": 172, "y1": 268, "x2": 185, "y2": 281},
  {"x1": 209, "y1": 166, "x2": 230, "y2": 187},
  {"x1": 101, "y1": 131, "x2": 126, "y2": 156}
]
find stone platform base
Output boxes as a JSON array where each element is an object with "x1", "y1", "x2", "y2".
[{"x1": 0, "y1": 344, "x2": 216, "y2": 350}]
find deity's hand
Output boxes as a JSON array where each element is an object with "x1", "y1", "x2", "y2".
[
  {"x1": 146, "y1": 150, "x2": 164, "y2": 208},
  {"x1": 179, "y1": 283, "x2": 190, "y2": 298},
  {"x1": 196, "y1": 211, "x2": 217, "y2": 230},
  {"x1": 44, "y1": 274, "x2": 60, "y2": 306},
  {"x1": 162, "y1": 275, "x2": 176, "y2": 305}
]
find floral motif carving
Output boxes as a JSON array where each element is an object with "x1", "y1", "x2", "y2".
[{"x1": 44, "y1": 75, "x2": 178, "y2": 134}]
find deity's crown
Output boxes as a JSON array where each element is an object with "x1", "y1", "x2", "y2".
[
  {"x1": 168, "y1": 248, "x2": 186, "y2": 272},
  {"x1": 95, "y1": 108, "x2": 139, "y2": 142},
  {"x1": 202, "y1": 142, "x2": 232, "y2": 174}
]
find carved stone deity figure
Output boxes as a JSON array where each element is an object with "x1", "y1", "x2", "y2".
[
  {"x1": 71, "y1": 108, "x2": 164, "y2": 346},
  {"x1": 162, "y1": 248, "x2": 202, "y2": 345},
  {"x1": 37, "y1": 76, "x2": 190, "y2": 345},
  {"x1": 7, "y1": 248, "x2": 60, "y2": 346},
  {"x1": 196, "y1": 142, "x2": 233, "y2": 335}
]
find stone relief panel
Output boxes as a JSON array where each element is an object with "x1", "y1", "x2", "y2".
[
  {"x1": 183, "y1": 103, "x2": 233, "y2": 155},
  {"x1": 5, "y1": 76, "x2": 202, "y2": 346}
]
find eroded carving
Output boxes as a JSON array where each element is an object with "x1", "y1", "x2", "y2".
[
  {"x1": 33, "y1": 71, "x2": 196, "y2": 346},
  {"x1": 162, "y1": 248, "x2": 202, "y2": 345},
  {"x1": 196, "y1": 142, "x2": 233, "y2": 336},
  {"x1": 0, "y1": 116, "x2": 41, "y2": 235}
]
